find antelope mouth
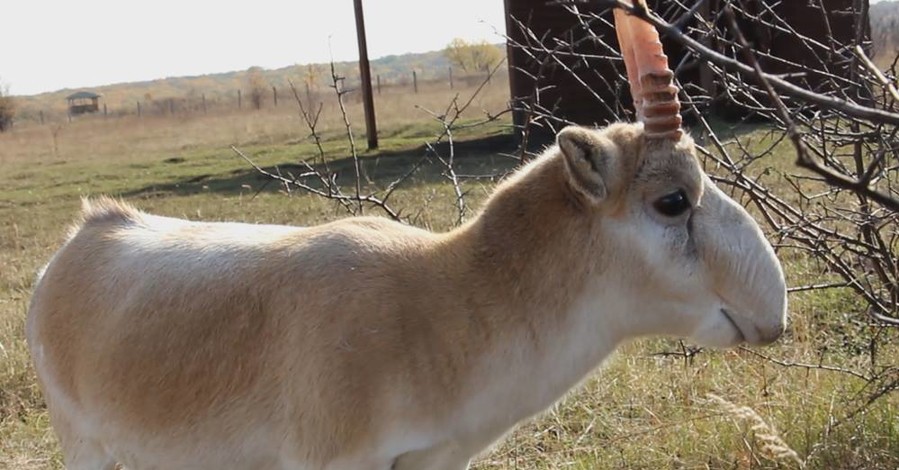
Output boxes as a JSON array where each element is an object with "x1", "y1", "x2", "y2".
[{"x1": 720, "y1": 308, "x2": 747, "y2": 344}]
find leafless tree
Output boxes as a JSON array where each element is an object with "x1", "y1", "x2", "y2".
[{"x1": 234, "y1": 56, "x2": 510, "y2": 226}]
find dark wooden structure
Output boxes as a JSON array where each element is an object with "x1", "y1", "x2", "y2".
[
  {"x1": 66, "y1": 91, "x2": 101, "y2": 115},
  {"x1": 503, "y1": 0, "x2": 867, "y2": 133}
]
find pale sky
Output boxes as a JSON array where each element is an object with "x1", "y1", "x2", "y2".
[
  {"x1": 4, "y1": 0, "x2": 507, "y2": 96},
  {"x1": 6, "y1": 1, "x2": 888, "y2": 96}
]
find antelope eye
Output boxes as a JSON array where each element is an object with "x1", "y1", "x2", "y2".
[{"x1": 653, "y1": 190, "x2": 691, "y2": 217}]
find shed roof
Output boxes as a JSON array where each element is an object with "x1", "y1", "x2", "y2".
[{"x1": 66, "y1": 91, "x2": 101, "y2": 100}]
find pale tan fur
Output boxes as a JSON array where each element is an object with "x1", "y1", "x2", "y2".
[{"x1": 26, "y1": 123, "x2": 787, "y2": 470}]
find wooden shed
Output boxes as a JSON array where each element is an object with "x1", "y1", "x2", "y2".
[
  {"x1": 66, "y1": 91, "x2": 102, "y2": 115},
  {"x1": 503, "y1": 0, "x2": 867, "y2": 134}
]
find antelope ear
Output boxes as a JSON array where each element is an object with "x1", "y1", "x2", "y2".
[{"x1": 558, "y1": 126, "x2": 623, "y2": 206}]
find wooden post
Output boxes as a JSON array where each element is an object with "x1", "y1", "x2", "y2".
[
  {"x1": 449, "y1": 66, "x2": 454, "y2": 89},
  {"x1": 103, "y1": 103, "x2": 108, "y2": 117},
  {"x1": 238, "y1": 89, "x2": 242, "y2": 109},
  {"x1": 40, "y1": 110, "x2": 44, "y2": 125},
  {"x1": 413, "y1": 70, "x2": 418, "y2": 93},
  {"x1": 377, "y1": 75, "x2": 381, "y2": 95},
  {"x1": 353, "y1": 0, "x2": 378, "y2": 149},
  {"x1": 273, "y1": 86, "x2": 278, "y2": 107},
  {"x1": 137, "y1": 101, "x2": 142, "y2": 118}
]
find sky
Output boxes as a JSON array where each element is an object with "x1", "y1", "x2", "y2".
[
  {"x1": 3, "y1": 0, "x2": 507, "y2": 96},
  {"x1": 5, "y1": 0, "x2": 889, "y2": 96}
]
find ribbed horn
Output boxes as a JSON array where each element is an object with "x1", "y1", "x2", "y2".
[{"x1": 613, "y1": 1, "x2": 683, "y2": 140}]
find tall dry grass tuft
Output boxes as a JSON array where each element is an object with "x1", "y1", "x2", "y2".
[{"x1": 705, "y1": 393, "x2": 804, "y2": 468}]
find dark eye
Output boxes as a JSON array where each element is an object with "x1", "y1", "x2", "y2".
[{"x1": 653, "y1": 190, "x2": 691, "y2": 217}]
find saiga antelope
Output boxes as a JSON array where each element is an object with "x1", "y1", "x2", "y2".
[{"x1": 26, "y1": 3, "x2": 787, "y2": 469}]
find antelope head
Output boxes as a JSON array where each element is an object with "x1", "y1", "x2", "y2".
[{"x1": 554, "y1": 1, "x2": 788, "y2": 347}]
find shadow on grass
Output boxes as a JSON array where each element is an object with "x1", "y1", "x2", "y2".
[{"x1": 121, "y1": 134, "x2": 523, "y2": 200}]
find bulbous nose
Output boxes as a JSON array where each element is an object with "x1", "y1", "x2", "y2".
[
  {"x1": 695, "y1": 178, "x2": 788, "y2": 347},
  {"x1": 752, "y1": 319, "x2": 786, "y2": 346}
]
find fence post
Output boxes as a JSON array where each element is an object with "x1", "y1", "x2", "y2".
[
  {"x1": 273, "y1": 86, "x2": 278, "y2": 107},
  {"x1": 40, "y1": 110, "x2": 44, "y2": 125},
  {"x1": 137, "y1": 101, "x2": 141, "y2": 118},
  {"x1": 377, "y1": 75, "x2": 381, "y2": 95},
  {"x1": 413, "y1": 70, "x2": 418, "y2": 93},
  {"x1": 238, "y1": 89, "x2": 242, "y2": 109},
  {"x1": 449, "y1": 66, "x2": 454, "y2": 89}
]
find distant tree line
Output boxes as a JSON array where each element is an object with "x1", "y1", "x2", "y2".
[{"x1": 443, "y1": 38, "x2": 504, "y2": 73}]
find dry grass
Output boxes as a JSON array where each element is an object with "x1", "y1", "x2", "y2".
[
  {"x1": 1, "y1": 73, "x2": 510, "y2": 166},
  {"x1": 1, "y1": 74, "x2": 898, "y2": 469},
  {"x1": 873, "y1": 53, "x2": 898, "y2": 72},
  {"x1": 705, "y1": 394, "x2": 803, "y2": 468}
]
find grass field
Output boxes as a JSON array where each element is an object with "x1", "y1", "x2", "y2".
[{"x1": 1, "y1": 75, "x2": 898, "y2": 469}]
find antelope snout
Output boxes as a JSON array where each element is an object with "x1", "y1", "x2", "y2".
[{"x1": 751, "y1": 317, "x2": 786, "y2": 346}]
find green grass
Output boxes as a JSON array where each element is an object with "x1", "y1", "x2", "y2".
[{"x1": 1, "y1": 104, "x2": 898, "y2": 469}]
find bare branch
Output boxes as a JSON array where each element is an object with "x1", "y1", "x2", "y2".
[
  {"x1": 853, "y1": 45, "x2": 899, "y2": 105},
  {"x1": 231, "y1": 146, "x2": 403, "y2": 221},
  {"x1": 739, "y1": 347, "x2": 871, "y2": 382},
  {"x1": 329, "y1": 62, "x2": 365, "y2": 214},
  {"x1": 571, "y1": 0, "x2": 899, "y2": 126},
  {"x1": 721, "y1": 6, "x2": 899, "y2": 211}
]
